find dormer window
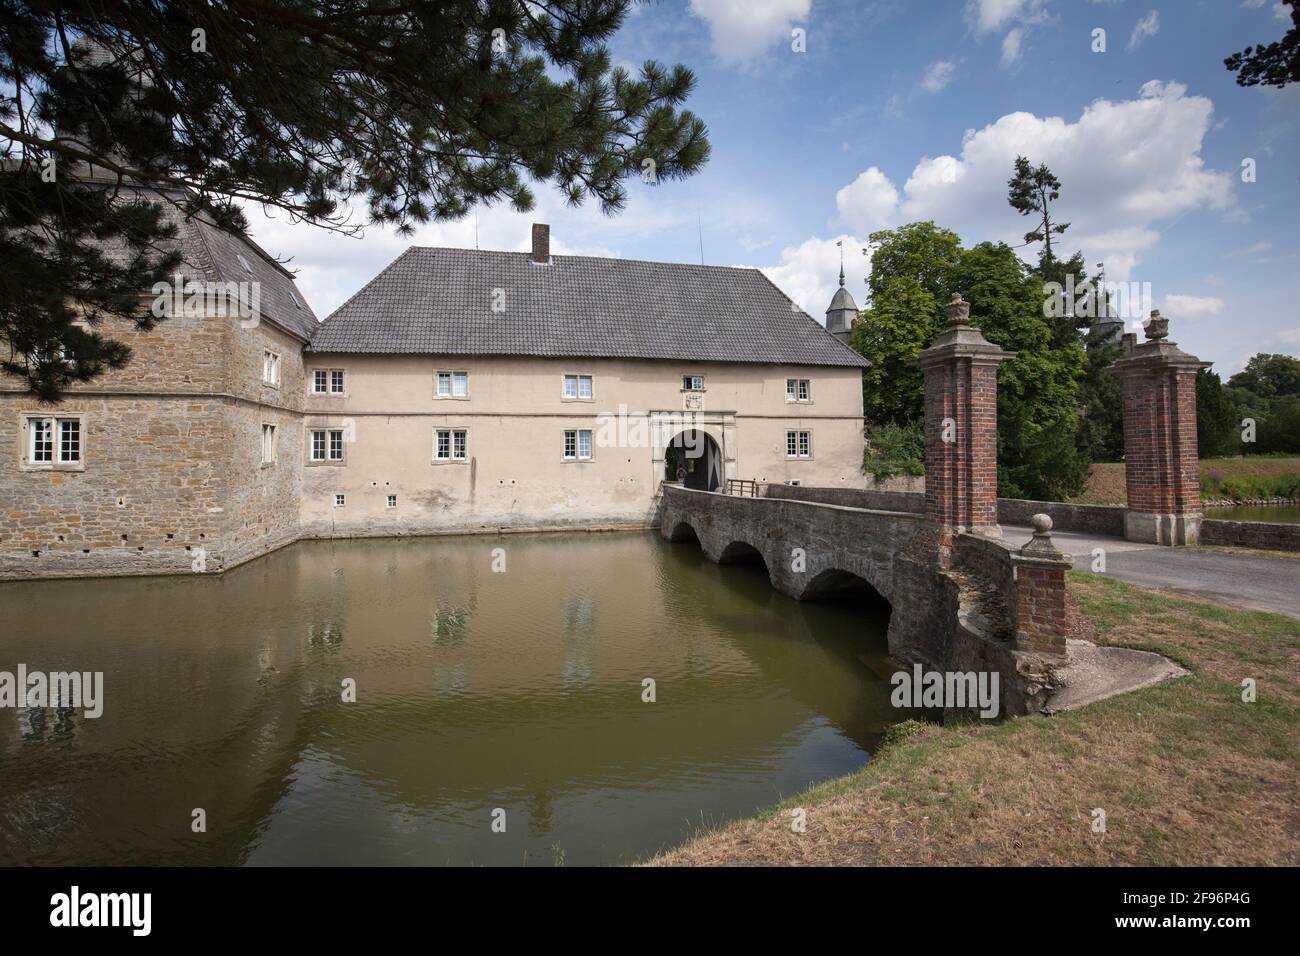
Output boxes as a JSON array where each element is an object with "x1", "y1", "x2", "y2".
[
  {"x1": 237, "y1": 253, "x2": 253, "y2": 274},
  {"x1": 288, "y1": 289, "x2": 302, "y2": 309}
]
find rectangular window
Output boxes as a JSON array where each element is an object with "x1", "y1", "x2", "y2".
[
  {"x1": 563, "y1": 374, "x2": 593, "y2": 400},
  {"x1": 312, "y1": 369, "x2": 345, "y2": 394},
  {"x1": 310, "y1": 429, "x2": 327, "y2": 461},
  {"x1": 564, "y1": 429, "x2": 593, "y2": 461},
  {"x1": 29, "y1": 418, "x2": 53, "y2": 463},
  {"x1": 437, "y1": 371, "x2": 468, "y2": 398},
  {"x1": 787, "y1": 378, "x2": 811, "y2": 402},
  {"x1": 387, "y1": 494, "x2": 397, "y2": 509},
  {"x1": 329, "y1": 429, "x2": 344, "y2": 461},
  {"x1": 261, "y1": 424, "x2": 276, "y2": 464},
  {"x1": 26, "y1": 417, "x2": 82, "y2": 466},
  {"x1": 435, "y1": 429, "x2": 468, "y2": 461},
  {"x1": 682, "y1": 374, "x2": 705, "y2": 391},
  {"x1": 334, "y1": 494, "x2": 345, "y2": 508},
  {"x1": 786, "y1": 430, "x2": 812, "y2": 459},
  {"x1": 263, "y1": 351, "x2": 280, "y2": 386},
  {"x1": 798, "y1": 379, "x2": 810, "y2": 402}
]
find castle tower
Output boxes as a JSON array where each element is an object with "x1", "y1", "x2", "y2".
[{"x1": 825, "y1": 262, "x2": 859, "y2": 346}]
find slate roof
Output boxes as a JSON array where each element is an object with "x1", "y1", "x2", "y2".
[
  {"x1": 309, "y1": 247, "x2": 868, "y2": 367},
  {"x1": 159, "y1": 199, "x2": 321, "y2": 341}
]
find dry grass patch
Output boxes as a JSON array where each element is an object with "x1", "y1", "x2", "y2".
[
  {"x1": 1071, "y1": 456, "x2": 1300, "y2": 505},
  {"x1": 648, "y1": 574, "x2": 1299, "y2": 866}
]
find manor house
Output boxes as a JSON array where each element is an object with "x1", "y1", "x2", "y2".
[{"x1": 0, "y1": 221, "x2": 867, "y2": 578}]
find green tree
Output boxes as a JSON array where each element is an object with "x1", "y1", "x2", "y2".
[
  {"x1": 952, "y1": 241, "x2": 1088, "y2": 500},
  {"x1": 1228, "y1": 353, "x2": 1300, "y2": 398},
  {"x1": 1, "y1": 1, "x2": 710, "y2": 399},
  {"x1": 1007, "y1": 155, "x2": 1070, "y2": 270},
  {"x1": 1225, "y1": 3, "x2": 1299, "y2": 89},
  {"x1": 850, "y1": 227, "x2": 1088, "y2": 500},
  {"x1": 852, "y1": 222, "x2": 961, "y2": 425},
  {"x1": 1196, "y1": 368, "x2": 1238, "y2": 459}
]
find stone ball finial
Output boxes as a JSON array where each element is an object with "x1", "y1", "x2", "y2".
[
  {"x1": 945, "y1": 292, "x2": 970, "y2": 326},
  {"x1": 1144, "y1": 309, "x2": 1169, "y2": 341},
  {"x1": 1031, "y1": 513, "x2": 1053, "y2": 534}
]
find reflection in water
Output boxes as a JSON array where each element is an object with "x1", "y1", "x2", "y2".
[{"x1": 0, "y1": 532, "x2": 897, "y2": 866}]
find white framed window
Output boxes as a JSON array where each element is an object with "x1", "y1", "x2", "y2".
[
  {"x1": 681, "y1": 374, "x2": 705, "y2": 392},
  {"x1": 436, "y1": 370, "x2": 469, "y2": 399},
  {"x1": 334, "y1": 494, "x2": 345, "y2": 508},
  {"x1": 309, "y1": 428, "x2": 345, "y2": 463},
  {"x1": 387, "y1": 494, "x2": 397, "y2": 509},
  {"x1": 786, "y1": 429, "x2": 812, "y2": 459},
  {"x1": 261, "y1": 423, "x2": 276, "y2": 464},
  {"x1": 311, "y1": 368, "x2": 346, "y2": 395},
  {"x1": 262, "y1": 350, "x2": 280, "y2": 387},
  {"x1": 786, "y1": 378, "x2": 812, "y2": 402},
  {"x1": 25, "y1": 416, "x2": 82, "y2": 467},
  {"x1": 563, "y1": 374, "x2": 594, "y2": 400},
  {"x1": 563, "y1": 429, "x2": 593, "y2": 461},
  {"x1": 435, "y1": 428, "x2": 468, "y2": 462}
]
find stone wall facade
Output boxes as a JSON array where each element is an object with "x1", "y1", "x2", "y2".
[
  {"x1": 0, "y1": 307, "x2": 307, "y2": 578},
  {"x1": 1201, "y1": 517, "x2": 1300, "y2": 553}
]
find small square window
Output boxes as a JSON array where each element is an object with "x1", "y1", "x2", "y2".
[
  {"x1": 564, "y1": 374, "x2": 594, "y2": 400},
  {"x1": 787, "y1": 378, "x2": 811, "y2": 402},
  {"x1": 436, "y1": 371, "x2": 468, "y2": 398},
  {"x1": 334, "y1": 494, "x2": 345, "y2": 508},
  {"x1": 435, "y1": 429, "x2": 468, "y2": 461},
  {"x1": 682, "y1": 374, "x2": 705, "y2": 392},
  {"x1": 564, "y1": 429, "x2": 593, "y2": 461},
  {"x1": 387, "y1": 495, "x2": 397, "y2": 509}
]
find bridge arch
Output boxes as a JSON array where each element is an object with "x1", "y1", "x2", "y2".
[
  {"x1": 717, "y1": 540, "x2": 766, "y2": 566},
  {"x1": 667, "y1": 520, "x2": 701, "y2": 543}
]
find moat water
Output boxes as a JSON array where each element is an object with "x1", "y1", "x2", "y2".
[{"x1": 0, "y1": 532, "x2": 896, "y2": 866}]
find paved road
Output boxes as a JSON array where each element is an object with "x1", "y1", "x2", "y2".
[{"x1": 1002, "y1": 525, "x2": 1300, "y2": 620}]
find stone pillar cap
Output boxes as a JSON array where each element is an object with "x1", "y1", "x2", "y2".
[
  {"x1": 913, "y1": 292, "x2": 1016, "y2": 369},
  {"x1": 1112, "y1": 311, "x2": 1210, "y2": 373}
]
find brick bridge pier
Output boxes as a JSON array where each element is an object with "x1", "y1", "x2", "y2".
[{"x1": 661, "y1": 295, "x2": 1206, "y2": 716}]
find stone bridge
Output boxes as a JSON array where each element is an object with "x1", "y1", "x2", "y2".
[
  {"x1": 659, "y1": 297, "x2": 1210, "y2": 717},
  {"x1": 660, "y1": 483, "x2": 1070, "y2": 716}
]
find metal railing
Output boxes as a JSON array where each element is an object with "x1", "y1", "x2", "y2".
[{"x1": 725, "y1": 479, "x2": 761, "y2": 497}]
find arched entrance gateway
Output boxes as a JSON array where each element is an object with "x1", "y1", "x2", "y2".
[{"x1": 664, "y1": 429, "x2": 722, "y2": 492}]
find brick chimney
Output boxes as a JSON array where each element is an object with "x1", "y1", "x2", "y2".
[{"x1": 531, "y1": 223, "x2": 550, "y2": 264}]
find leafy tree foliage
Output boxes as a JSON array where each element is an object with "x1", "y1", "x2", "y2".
[
  {"x1": 1, "y1": 1, "x2": 710, "y2": 399},
  {"x1": 1007, "y1": 155, "x2": 1069, "y2": 269},
  {"x1": 1225, "y1": 3, "x2": 1300, "y2": 88},
  {"x1": 850, "y1": 225, "x2": 1088, "y2": 499},
  {"x1": 1228, "y1": 353, "x2": 1300, "y2": 398},
  {"x1": 1224, "y1": 353, "x2": 1300, "y2": 455},
  {"x1": 1196, "y1": 368, "x2": 1239, "y2": 459}
]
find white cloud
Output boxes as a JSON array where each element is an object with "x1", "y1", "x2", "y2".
[
  {"x1": 760, "y1": 234, "x2": 868, "y2": 320},
  {"x1": 1127, "y1": 10, "x2": 1160, "y2": 51},
  {"x1": 830, "y1": 80, "x2": 1234, "y2": 281},
  {"x1": 1163, "y1": 293, "x2": 1225, "y2": 317},
  {"x1": 921, "y1": 60, "x2": 957, "y2": 93},
  {"x1": 835, "y1": 167, "x2": 900, "y2": 235},
  {"x1": 687, "y1": 0, "x2": 811, "y2": 67},
  {"x1": 965, "y1": 0, "x2": 1045, "y2": 34},
  {"x1": 1279, "y1": 327, "x2": 1300, "y2": 345},
  {"x1": 1001, "y1": 28, "x2": 1024, "y2": 67},
  {"x1": 1276, "y1": 2, "x2": 1293, "y2": 21}
]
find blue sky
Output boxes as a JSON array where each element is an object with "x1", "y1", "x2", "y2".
[{"x1": 254, "y1": 0, "x2": 1300, "y2": 377}]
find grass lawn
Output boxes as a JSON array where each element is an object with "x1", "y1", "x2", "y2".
[
  {"x1": 1072, "y1": 456, "x2": 1300, "y2": 505},
  {"x1": 648, "y1": 573, "x2": 1299, "y2": 866}
]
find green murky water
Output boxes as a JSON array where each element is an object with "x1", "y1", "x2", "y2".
[
  {"x1": 0, "y1": 532, "x2": 895, "y2": 866},
  {"x1": 1206, "y1": 505, "x2": 1300, "y2": 524}
]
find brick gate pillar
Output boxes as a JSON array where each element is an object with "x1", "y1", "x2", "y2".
[
  {"x1": 915, "y1": 294, "x2": 1016, "y2": 560},
  {"x1": 1112, "y1": 311, "x2": 1210, "y2": 546}
]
